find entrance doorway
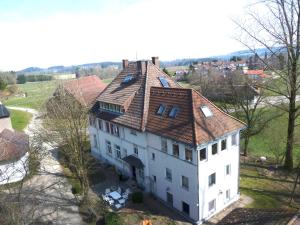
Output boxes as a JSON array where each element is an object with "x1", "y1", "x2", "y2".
[{"x1": 132, "y1": 166, "x2": 137, "y2": 180}]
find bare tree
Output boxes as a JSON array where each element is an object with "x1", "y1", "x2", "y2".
[
  {"x1": 40, "y1": 86, "x2": 92, "y2": 202},
  {"x1": 218, "y1": 73, "x2": 282, "y2": 156},
  {"x1": 0, "y1": 139, "x2": 52, "y2": 225},
  {"x1": 234, "y1": 0, "x2": 300, "y2": 170}
]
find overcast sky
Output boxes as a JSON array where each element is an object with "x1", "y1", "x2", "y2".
[{"x1": 0, "y1": 0, "x2": 249, "y2": 71}]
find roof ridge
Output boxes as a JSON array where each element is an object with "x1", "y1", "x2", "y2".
[
  {"x1": 190, "y1": 89, "x2": 198, "y2": 146},
  {"x1": 191, "y1": 88, "x2": 246, "y2": 127},
  {"x1": 140, "y1": 62, "x2": 149, "y2": 131}
]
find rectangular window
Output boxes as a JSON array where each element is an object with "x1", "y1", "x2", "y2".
[
  {"x1": 182, "y1": 201, "x2": 190, "y2": 215},
  {"x1": 221, "y1": 139, "x2": 227, "y2": 151},
  {"x1": 200, "y1": 148, "x2": 207, "y2": 161},
  {"x1": 105, "y1": 122, "x2": 110, "y2": 133},
  {"x1": 110, "y1": 123, "x2": 114, "y2": 135},
  {"x1": 208, "y1": 199, "x2": 216, "y2": 213},
  {"x1": 209, "y1": 172, "x2": 216, "y2": 187},
  {"x1": 134, "y1": 145, "x2": 138, "y2": 156},
  {"x1": 123, "y1": 148, "x2": 127, "y2": 158},
  {"x1": 105, "y1": 140, "x2": 112, "y2": 155},
  {"x1": 153, "y1": 175, "x2": 156, "y2": 183},
  {"x1": 226, "y1": 164, "x2": 231, "y2": 175},
  {"x1": 185, "y1": 148, "x2": 193, "y2": 162},
  {"x1": 130, "y1": 129, "x2": 137, "y2": 135},
  {"x1": 166, "y1": 192, "x2": 173, "y2": 206},
  {"x1": 166, "y1": 168, "x2": 172, "y2": 181},
  {"x1": 231, "y1": 133, "x2": 237, "y2": 146},
  {"x1": 226, "y1": 189, "x2": 230, "y2": 201},
  {"x1": 112, "y1": 124, "x2": 120, "y2": 137},
  {"x1": 212, "y1": 143, "x2": 218, "y2": 155},
  {"x1": 115, "y1": 145, "x2": 121, "y2": 159},
  {"x1": 157, "y1": 104, "x2": 166, "y2": 115},
  {"x1": 151, "y1": 153, "x2": 155, "y2": 160},
  {"x1": 89, "y1": 115, "x2": 96, "y2": 126},
  {"x1": 93, "y1": 134, "x2": 97, "y2": 148},
  {"x1": 173, "y1": 144, "x2": 179, "y2": 157},
  {"x1": 182, "y1": 176, "x2": 189, "y2": 190},
  {"x1": 98, "y1": 119, "x2": 102, "y2": 130},
  {"x1": 161, "y1": 137, "x2": 168, "y2": 152}
]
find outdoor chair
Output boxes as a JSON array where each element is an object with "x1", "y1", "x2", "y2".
[
  {"x1": 122, "y1": 193, "x2": 128, "y2": 200},
  {"x1": 118, "y1": 198, "x2": 126, "y2": 205},
  {"x1": 108, "y1": 199, "x2": 114, "y2": 206},
  {"x1": 115, "y1": 203, "x2": 122, "y2": 209},
  {"x1": 117, "y1": 187, "x2": 122, "y2": 194},
  {"x1": 105, "y1": 188, "x2": 110, "y2": 194},
  {"x1": 125, "y1": 188, "x2": 131, "y2": 194}
]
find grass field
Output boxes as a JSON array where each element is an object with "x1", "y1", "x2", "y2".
[
  {"x1": 9, "y1": 109, "x2": 32, "y2": 131},
  {"x1": 240, "y1": 164, "x2": 300, "y2": 209},
  {"x1": 247, "y1": 108, "x2": 300, "y2": 162},
  {"x1": 4, "y1": 80, "x2": 59, "y2": 110},
  {"x1": 102, "y1": 77, "x2": 114, "y2": 84}
]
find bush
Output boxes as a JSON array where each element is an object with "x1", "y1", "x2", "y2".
[
  {"x1": 131, "y1": 191, "x2": 143, "y2": 203},
  {"x1": 17, "y1": 74, "x2": 26, "y2": 84},
  {"x1": 105, "y1": 212, "x2": 122, "y2": 225},
  {"x1": 71, "y1": 181, "x2": 82, "y2": 194}
]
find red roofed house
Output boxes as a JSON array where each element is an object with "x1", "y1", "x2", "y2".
[
  {"x1": 245, "y1": 70, "x2": 270, "y2": 79},
  {"x1": 89, "y1": 57, "x2": 245, "y2": 224},
  {"x1": 59, "y1": 75, "x2": 107, "y2": 107}
]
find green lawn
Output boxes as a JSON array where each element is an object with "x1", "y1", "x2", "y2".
[
  {"x1": 102, "y1": 77, "x2": 114, "y2": 84},
  {"x1": 3, "y1": 80, "x2": 59, "y2": 110},
  {"x1": 247, "y1": 108, "x2": 300, "y2": 162},
  {"x1": 9, "y1": 109, "x2": 32, "y2": 131},
  {"x1": 240, "y1": 164, "x2": 300, "y2": 209}
]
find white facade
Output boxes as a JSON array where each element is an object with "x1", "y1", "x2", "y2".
[
  {"x1": 89, "y1": 117, "x2": 241, "y2": 224},
  {"x1": 0, "y1": 152, "x2": 29, "y2": 185}
]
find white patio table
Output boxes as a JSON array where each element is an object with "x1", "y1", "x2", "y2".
[{"x1": 109, "y1": 191, "x2": 122, "y2": 200}]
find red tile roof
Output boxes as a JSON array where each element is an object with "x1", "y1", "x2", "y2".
[
  {"x1": 0, "y1": 129, "x2": 29, "y2": 162},
  {"x1": 63, "y1": 75, "x2": 107, "y2": 107},
  {"x1": 92, "y1": 61, "x2": 180, "y2": 130},
  {"x1": 92, "y1": 59, "x2": 245, "y2": 146},
  {"x1": 246, "y1": 70, "x2": 270, "y2": 78},
  {"x1": 147, "y1": 87, "x2": 245, "y2": 145}
]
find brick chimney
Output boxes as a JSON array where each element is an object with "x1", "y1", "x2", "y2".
[
  {"x1": 122, "y1": 59, "x2": 129, "y2": 69},
  {"x1": 137, "y1": 60, "x2": 146, "y2": 74},
  {"x1": 152, "y1": 57, "x2": 159, "y2": 68}
]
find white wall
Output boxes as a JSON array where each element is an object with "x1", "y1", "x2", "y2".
[
  {"x1": 0, "y1": 117, "x2": 13, "y2": 132},
  {"x1": 89, "y1": 120, "x2": 150, "y2": 189},
  {"x1": 198, "y1": 132, "x2": 240, "y2": 222},
  {"x1": 146, "y1": 132, "x2": 199, "y2": 221},
  {"x1": 0, "y1": 152, "x2": 29, "y2": 185}
]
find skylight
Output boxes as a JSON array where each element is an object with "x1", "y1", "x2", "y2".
[
  {"x1": 156, "y1": 104, "x2": 166, "y2": 115},
  {"x1": 122, "y1": 74, "x2": 134, "y2": 84},
  {"x1": 169, "y1": 106, "x2": 180, "y2": 118},
  {"x1": 200, "y1": 106, "x2": 213, "y2": 117},
  {"x1": 158, "y1": 76, "x2": 170, "y2": 88}
]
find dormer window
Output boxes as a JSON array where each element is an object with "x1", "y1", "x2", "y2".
[
  {"x1": 157, "y1": 104, "x2": 166, "y2": 115},
  {"x1": 158, "y1": 76, "x2": 170, "y2": 88},
  {"x1": 169, "y1": 106, "x2": 180, "y2": 118},
  {"x1": 99, "y1": 101, "x2": 121, "y2": 113},
  {"x1": 200, "y1": 105, "x2": 213, "y2": 117}
]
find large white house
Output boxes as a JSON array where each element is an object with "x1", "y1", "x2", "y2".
[{"x1": 89, "y1": 57, "x2": 245, "y2": 224}]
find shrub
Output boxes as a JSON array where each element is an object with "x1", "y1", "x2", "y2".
[
  {"x1": 105, "y1": 212, "x2": 122, "y2": 225},
  {"x1": 131, "y1": 191, "x2": 143, "y2": 203},
  {"x1": 71, "y1": 181, "x2": 82, "y2": 194}
]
